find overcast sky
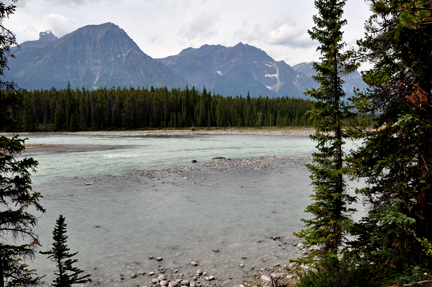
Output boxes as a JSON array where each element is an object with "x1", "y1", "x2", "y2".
[{"x1": 6, "y1": 0, "x2": 372, "y2": 67}]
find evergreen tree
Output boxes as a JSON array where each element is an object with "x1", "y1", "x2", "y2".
[
  {"x1": 0, "y1": 1, "x2": 46, "y2": 285},
  {"x1": 349, "y1": 0, "x2": 432, "y2": 279},
  {"x1": 294, "y1": 0, "x2": 358, "y2": 254},
  {"x1": 41, "y1": 215, "x2": 91, "y2": 287}
]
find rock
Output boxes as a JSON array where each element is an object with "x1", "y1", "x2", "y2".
[
  {"x1": 137, "y1": 271, "x2": 145, "y2": 275},
  {"x1": 271, "y1": 273, "x2": 284, "y2": 279},
  {"x1": 241, "y1": 256, "x2": 247, "y2": 259},
  {"x1": 208, "y1": 276, "x2": 215, "y2": 281},
  {"x1": 168, "y1": 283, "x2": 178, "y2": 287},
  {"x1": 190, "y1": 261, "x2": 198, "y2": 266},
  {"x1": 85, "y1": 182, "x2": 94, "y2": 186},
  {"x1": 238, "y1": 264, "x2": 244, "y2": 268},
  {"x1": 297, "y1": 243, "x2": 305, "y2": 250},
  {"x1": 131, "y1": 273, "x2": 137, "y2": 278},
  {"x1": 183, "y1": 177, "x2": 188, "y2": 180},
  {"x1": 158, "y1": 274, "x2": 165, "y2": 281},
  {"x1": 196, "y1": 269, "x2": 203, "y2": 275},
  {"x1": 202, "y1": 272, "x2": 207, "y2": 276},
  {"x1": 265, "y1": 235, "x2": 273, "y2": 239},
  {"x1": 256, "y1": 240, "x2": 261, "y2": 243},
  {"x1": 190, "y1": 282, "x2": 196, "y2": 287},
  {"x1": 211, "y1": 157, "x2": 226, "y2": 160},
  {"x1": 160, "y1": 280, "x2": 168, "y2": 286},
  {"x1": 180, "y1": 280, "x2": 190, "y2": 285},
  {"x1": 156, "y1": 257, "x2": 163, "y2": 261},
  {"x1": 212, "y1": 249, "x2": 219, "y2": 252},
  {"x1": 152, "y1": 278, "x2": 160, "y2": 284},
  {"x1": 191, "y1": 160, "x2": 197, "y2": 163},
  {"x1": 287, "y1": 274, "x2": 294, "y2": 280},
  {"x1": 149, "y1": 272, "x2": 155, "y2": 276},
  {"x1": 261, "y1": 275, "x2": 271, "y2": 282},
  {"x1": 173, "y1": 269, "x2": 178, "y2": 273},
  {"x1": 287, "y1": 262, "x2": 297, "y2": 270}
]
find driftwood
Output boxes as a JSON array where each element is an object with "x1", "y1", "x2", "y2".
[{"x1": 403, "y1": 279, "x2": 432, "y2": 286}]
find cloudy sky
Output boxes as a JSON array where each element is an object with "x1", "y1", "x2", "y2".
[{"x1": 6, "y1": 0, "x2": 372, "y2": 67}]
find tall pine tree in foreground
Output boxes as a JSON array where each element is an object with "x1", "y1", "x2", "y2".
[
  {"x1": 294, "y1": 0, "x2": 358, "y2": 255},
  {"x1": 0, "y1": 0, "x2": 46, "y2": 285},
  {"x1": 349, "y1": 0, "x2": 432, "y2": 281},
  {"x1": 41, "y1": 215, "x2": 91, "y2": 287}
]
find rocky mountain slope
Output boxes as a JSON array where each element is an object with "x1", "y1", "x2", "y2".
[
  {"x1": 157, "y1": 43, "x2": 316, "y2": 98},
  {"x1": 6, "y1": 23, "x2": 366, "y2": 98},
  {"x1": 6, "y1": 23, "x2": 188, "y2": 90}
]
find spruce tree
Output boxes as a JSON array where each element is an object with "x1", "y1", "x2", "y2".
[
  {"x1": 0, "y1": 1, "x2": 46, "y2": 285},
  {"x1": 41, "y1": 215, "x2": 91, "y2": 287},
  {"x1": 294, "y1": 0, "x2": 358, "y2": 254},
  {"x1": 349, "y1": 0, "x2": 432, "y2": 279}
]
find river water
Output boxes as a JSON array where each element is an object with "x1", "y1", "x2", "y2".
[{"x1": 14, "y1": 133, "x2": 363, "y2": 286}]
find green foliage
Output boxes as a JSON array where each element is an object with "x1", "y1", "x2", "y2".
[
  {"x1": 294, "y1": 0, "x2": 358, "y2": 253},
  {"x1": 4, "y1": 86, "x2": 316, "y2": 131},
  {"x1": 347, "y1": 0, "x2": 432, "y2": 283},
  {"x1": 41, "y1": 215, "x2": 91, "y2": 287},
  {"x1": 0, "y1": 135, "x2": 46, "y2": 286},
  {"x1": 296, "y1": 253, "x2": 376, "y2": 287}
]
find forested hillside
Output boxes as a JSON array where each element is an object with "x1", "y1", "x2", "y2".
[{"x1": 5, "y1": 85, "x2": 315, "y2": 132}]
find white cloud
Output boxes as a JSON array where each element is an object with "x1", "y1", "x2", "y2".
[
  {"x1": 42, "y1": 14, "x2": 79, "y2": 37},
  {"x1": 268, "y1": 24, "x2": 315, "y2": 48},
  {"x1": 179, "y1": 13, "x2": 219, "y2": 42}
]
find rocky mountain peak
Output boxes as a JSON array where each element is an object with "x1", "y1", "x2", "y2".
[{"x1": 39, "y1": 30, "x2": 57, "y2": 42}]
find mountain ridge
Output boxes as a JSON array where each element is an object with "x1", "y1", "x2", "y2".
[{"x1": 6, "y1": 23, "x2": 366, "y2": 98}]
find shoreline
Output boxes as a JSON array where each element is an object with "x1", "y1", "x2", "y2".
[{"x1": 2, "y1": 127, "x2": 315, "y2": 138}]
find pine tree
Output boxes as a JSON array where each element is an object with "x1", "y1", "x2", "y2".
[
  {"x1": 41, "y1": 215, "x2": 91, "y2": 287},
  {"x1": 349, "y1": 0, "x2": 432, "y2": 279},
  {"x1": 294, "y1": 0, "x2": 358, "y2": 254},
  {"x1": 0, "y1": 1, "x2": 46, "y2": 285}
]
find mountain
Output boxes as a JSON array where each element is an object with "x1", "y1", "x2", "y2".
[
  {"x1": 292, "y1": 62, "x2": 367, "y2": 94},
  {"x1": 6, "y1": 23, "x2": 188, "y2": 90},
  {"x1": 158, "y1": 43, "x2": 309, "y2": 98}
]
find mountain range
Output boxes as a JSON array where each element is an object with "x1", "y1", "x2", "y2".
[{"x1": 6, "y1": 22, "x2": 366, "y2": 98}]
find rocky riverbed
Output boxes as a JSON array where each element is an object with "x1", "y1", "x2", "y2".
[{"x1": 32, "y1": 155, "x2": 354, "y2": 287}]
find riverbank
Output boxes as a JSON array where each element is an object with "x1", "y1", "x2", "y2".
[{"x1": 32, "y1": 155, "x2": 322, "y2": 287}]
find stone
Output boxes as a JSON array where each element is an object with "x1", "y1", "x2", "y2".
[
  {"x1": 152, "y1": 278, "x2": 160, "y2": 284},
  {"x1": 265, "y1": 235, "x2": 273, "y2": 239},
  {"x1": 208, "y1": 276, "x2": 215, "y2": 281},
  {"x1": 160, "y1": 280, "x2": 168, "y2": 286},
  {"x1": 261, "y1": 275, "x2": 271, "y2": 282},
  {"x1": 257, "y1": 240, "x2": 261, "y2": 243},
  {"x1": 297, "y1": 243, "x2": 305, "y2": 250},
  {"x1": 168, "y1": 283, "x2": 177, "y2": 287},
  {"x1": 238, "y1": 264, "x2": 244, "y2": 268},
  {"x1": 131, "y1": 273, "x2": 137, "y2": 278},
  {"x1": 190, "y1": 282, "x2": 196, "y2": 287},
  {"x1": 191, "y1": 160, "x2": 197, "y2": 163},
  {"x1": 287, "y1": 262, "x2": 297, "y2": 270},
  {"x1": 287, "y1": 274, "x2": 294, "y2": 280},
  {"x1": 190, "y1": 261, "x2": 198, "y2": 266},
  {"x1": 212, "y1": 249, "x2": 219, "y2": 252},
  {"x1": 241, "y1": 256, "x2": 247, "y2": 259},
  {"x1": 155, "y1": 257, "x2": 163, "y2": 261},
  {"x1": 137, "y1": 271, "x2": 145, "y2": 275},
  {"x1": 149, "y1": 272, "x2": 155, "y2": 276},
  {"x1": 202, "y1": 272, "x2": 207, "y2": 276},
  {"x1": 271, "y1": 273, "x2": 283, "y2": 279},
  {"x1": 196, "y1": 269, "x2": 203, "y2": 275},
  {"x1": 158, "y1": 274, "x2": 166, "y2": 281},
  {"x1": 180, "y1": 280, "x2": 190, "y2": 285}
]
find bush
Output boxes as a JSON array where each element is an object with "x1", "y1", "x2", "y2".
[{"x1": 296, "y1": 253, "x2": 375, "y2": 287}]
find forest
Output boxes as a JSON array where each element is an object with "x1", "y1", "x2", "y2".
[{"x1": 4, "y1": 84, "x2": 317, "y2": 132}]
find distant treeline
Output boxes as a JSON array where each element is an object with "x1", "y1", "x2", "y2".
[{"x1": 5, "y1": 85, "x2": 318, "y2": 132}]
